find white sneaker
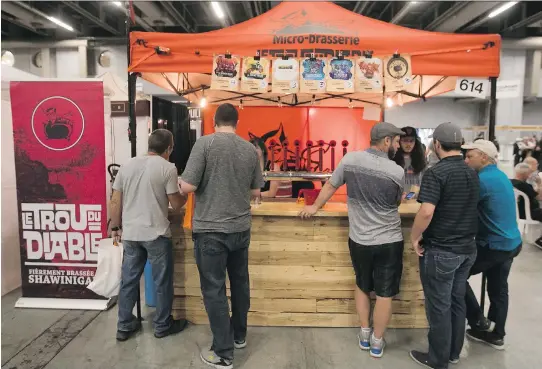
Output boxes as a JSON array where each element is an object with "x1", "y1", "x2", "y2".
[
  {"x1": 358, "y1": 328, "x2": 371, "y2": 350},
  {"x1": 370, "y1": 334, "x2": 385, "y2": 358},
  {"x1": 234, "y1": 339, "x2": 247, "y2": 349}
]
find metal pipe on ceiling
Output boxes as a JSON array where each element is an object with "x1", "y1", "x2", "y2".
[
  {"x1": 501, "y1": 11, "x2": 542, "y2": 33},
  {"x1": 425, "y1": 2, "x2": 470, "y2": 31},
  {"x1": 14, "y1": 1, "x2": 78, "y2": 33},
  {"x1": 390, "y1": 2, "x2": 417, "y2": 24},
  {"x1": 62, "y1": 1, "x2": 121, "y2": 36},
  {"x1": 353, "y1": 1, "x2": 370, "y2": 15},
  {"x1": 161, "y1": 1, "x2": 193, "y2": 32}
]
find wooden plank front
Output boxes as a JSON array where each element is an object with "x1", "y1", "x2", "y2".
[{"x1": 171, "y1": 203, "x2": 427, "y2": 328}]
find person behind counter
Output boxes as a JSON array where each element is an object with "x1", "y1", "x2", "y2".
[
  {"x1": 462, "y1": 140, "x2": 522, "y2": 350},
  {"x1": 252, "y1": 142, "x2": 292, "y2": 198},
  {"x1": 180, "y1": 103, "x2": 264, "y2": 369},
  {"x1": 300, "y1": 122, "x2": 405, "y2": 359},
  {"x1": 409, "y1": 122, "x2": 479, "y2": 369},
  {"x1": 393, "y1": 126, "x2": 427, "y2": 188},
  {"x1": 111, "y1": 129, "x2": 188, "y2": 342}
]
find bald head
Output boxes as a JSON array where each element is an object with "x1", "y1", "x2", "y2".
[{"x1": 515, "y1": 163, "x2": 533, "y2": 182}]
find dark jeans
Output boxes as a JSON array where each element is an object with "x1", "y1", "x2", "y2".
[
  {"x1": 117, "y1": 236, "x2": 174, "y2": 334},
  {"x1": 194, "y1": 230, "x2": 251, "y2": 361},
  {"x1": 465, "y1": 243, "x2": 522, "y2": 339},
  {"x1": 420, "y1": 247, "x2": 476, "y2": 369}
]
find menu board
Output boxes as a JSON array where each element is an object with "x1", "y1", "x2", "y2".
[
  {"x1": 326, "y1": 57, "x2": 355, "y2": 93},
  {"x1": 383, "y1": 54, "x2": 413, "y2": 92},
  {"x1": 272, "y1": 58, "x2": 299, "y2": 94},
  {"x1": 240, "y1": 56, "x2": 270, "y2": 93},
  {"x1": 355, "y1": 57, "x2": 383, "y2": 93},
  {"x1": 300, "y1": 57, "x2": 327, "y2": 93},
  {"x1": 211, "y1": 54, "x2": 240, "y2": 91}
]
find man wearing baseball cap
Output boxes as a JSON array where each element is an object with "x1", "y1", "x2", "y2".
[
  {"x1": 409, "y1": 122, "x2": 479, "y2": 369},
  {"x1": 300, "y1": 122, "x2": 405, "y2": 358},
  {"x1": 462, "y1": 140, "x2": 522, "y2": 350}
]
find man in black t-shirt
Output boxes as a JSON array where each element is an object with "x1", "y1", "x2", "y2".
[{"x1": 409, "y1": 123, "x2": 480, "y2": 369}]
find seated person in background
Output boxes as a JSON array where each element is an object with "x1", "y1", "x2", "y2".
[
  {"x1": 523, "y1": 157, "x2": 541, "y2": 191},
  {"x1": 511, "y1": 163, "x2": 542, "y2": 248},
  {"x1": 393, "y1": 126, "x2": 427, "y2": 189},
  {"x1": 512, "y1": 163, "x2": 542, "y2": 219}
]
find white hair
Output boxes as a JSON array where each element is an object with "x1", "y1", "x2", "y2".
[{"x1": 515, "y1": 163, "x2": 532, "y2": 175}]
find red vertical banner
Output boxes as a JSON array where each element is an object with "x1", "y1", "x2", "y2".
[{"x1": 10, "y1": 81, "x2": 107, "y2": 302}]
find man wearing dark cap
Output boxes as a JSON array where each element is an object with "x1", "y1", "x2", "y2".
[
  {"x1": 409, "y1": 122, "x2": 480, "y2": 369},
  {"x1": 300, "y1": 122, "x2": 405, "y2": 359}
]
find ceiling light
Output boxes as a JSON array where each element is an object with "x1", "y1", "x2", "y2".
[
  {"x1": 211, "y1": 2, "x2": 225, "y2": 19},
  {"x1": 386, "y1": 97, "x2": 394, "y2": 108},
  {"x1": 47, "y1": 16, "x2": 74, "y2": 32},
  {"x1": 488, "y1": 2, "x2": 518, "y2": 18},
  {"x1": 411, "y1": 1, "x2": 418, "y2": 4},
  {"x1": 200, "y1": 97, "x2": 207, "y2": 108},
  {"x1": 112, "y1": 1, "x2": 123, "y2": 7}
]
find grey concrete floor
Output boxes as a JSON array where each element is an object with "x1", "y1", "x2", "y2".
[{"x1": 2, "y1": 244, "x2": 542, "y2": 369}]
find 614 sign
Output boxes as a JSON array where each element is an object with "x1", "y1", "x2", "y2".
[{"x1": 454, "y1": 78, "x2": 488, "y2": 98}]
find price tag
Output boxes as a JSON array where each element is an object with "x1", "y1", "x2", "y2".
[{"x1": 454, "y1": 78, "x2": 488, "y2": 98}]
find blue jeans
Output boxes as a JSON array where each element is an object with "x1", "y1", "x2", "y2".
[
  {"x1": 117, "y1": 236, "x2": 174, "y2": 334},
  {"x1": 420, "y1": 247, "x2": 476, "y2": 369},
  {"x1": 193, "y1": 230, "x2": 251, "y2": 361}
]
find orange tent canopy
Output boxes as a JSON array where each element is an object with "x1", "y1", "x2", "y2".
[{"x1": 129, "y1": 1, "x2": 500, "y2": 107}]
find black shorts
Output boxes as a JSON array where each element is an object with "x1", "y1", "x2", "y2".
[{"x1": 348, "y1": 239, "x2": 404, "y2": 298}]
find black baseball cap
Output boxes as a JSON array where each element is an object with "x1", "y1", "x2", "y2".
[{"x1": 401, "y1": 126, "x2": 418, "y2": 139}]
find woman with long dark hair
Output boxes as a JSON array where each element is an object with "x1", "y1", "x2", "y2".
[{"x1": 393, "y1": 126, "x2": 427, "y2": 189}]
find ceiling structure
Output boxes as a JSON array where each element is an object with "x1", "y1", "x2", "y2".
[{"x1": 1, "y1": 1, "x2": 541, "y2": 41}]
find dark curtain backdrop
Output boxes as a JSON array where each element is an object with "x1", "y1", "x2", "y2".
[{"x1": 152, "y1": 97, "x2": 192, "y2": 175}]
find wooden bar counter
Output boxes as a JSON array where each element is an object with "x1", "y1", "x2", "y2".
[{"x1": 170, "y1": 200, "x2": 428, "y2": 329}]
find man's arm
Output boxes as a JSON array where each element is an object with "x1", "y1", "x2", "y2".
[
  {"x1": 299, "y1": 159, "x2": 344, "y2": 218},
  {"x1": 411, "y1": 203, "x2": 436, "y2": 245},
  {"x1": 110, "y1": 190, "x2": 122, "y2": 229},
  {"x1": 180, "y1": 139, "x2": 207, "y2": 193},
  {"x1": 411, "y1": 170, "x2": 440, "y2": 256},
  {"x1": 165, "y1": 167, "x2": 187, "y2": 213}
]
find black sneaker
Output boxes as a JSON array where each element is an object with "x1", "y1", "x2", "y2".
[
  {"x1": 116, "y1": 321, "x2": 142, "y2": 342},
  {"x1": 471, "y1": 317, "x2": 495, "y2": 332},
  {"x1": 466, "y1": 329, "x2": 505, "y2": 350},
  {"x1": 200, "y1": 349, "x2": 233, "y2": 369},
  {"x1": 409, "y1": 350, "x2": 438, "y2": 369},
  {"x1": 234, "y1": 339, "x2": 247, "y2": 349},
  {"x1": 154, "y1": 319, "x2": 188, "y2": 339}
]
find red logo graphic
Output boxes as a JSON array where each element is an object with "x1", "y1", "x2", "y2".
[{"x1": 31, "y1": 96, "x2": 85, "y2": 151}]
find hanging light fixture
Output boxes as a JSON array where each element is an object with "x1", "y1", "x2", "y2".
[
  {"x1": 386, "y1": 97, "x2": 394, "y2": 108},
  {"x1": 348, "y1": 99, "x2": 353, "y2": 109},
  {"x1": 200, "y1": 89, "x2": 207, "y2": 108}
]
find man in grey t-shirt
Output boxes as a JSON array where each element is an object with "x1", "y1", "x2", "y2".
[
  {"x1": 111, "y1": 129, "x2": 187, "y2": 342},
  {"x1": 180, "y1": 103, "x2": 263, "y2": 369},
  {"x1": 299, "y1": 122, "x2": 405, "y2": 359}
]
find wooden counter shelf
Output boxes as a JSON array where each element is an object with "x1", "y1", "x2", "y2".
[{"x1": 170, "y1": 200, "x2": 427, "y2": 329}]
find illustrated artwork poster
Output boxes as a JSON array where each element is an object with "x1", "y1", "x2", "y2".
[
  {"x1": 300, "y1": 57, "x2": 327, "y2": 94},
  {"x1": 326, "y1": 57, "x2": 354, "y2": 93},
  {"x1": 355, "y1": 57, "x2": 384, "y2": 93},
  {"x1": 240, "y1": 56, "x2": 270, "y2": 93},
  {"x1": 211, "y1": 54, "x2": 241, "y2": 92}
]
